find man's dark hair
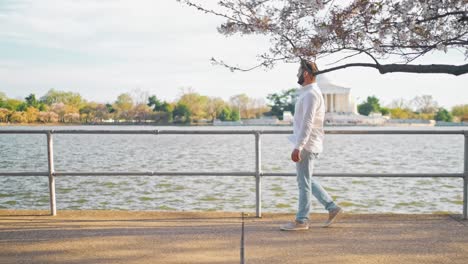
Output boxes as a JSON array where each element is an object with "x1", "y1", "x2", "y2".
[{"x1": 300, "y1": 60, "x2": 319, "y2": 75}]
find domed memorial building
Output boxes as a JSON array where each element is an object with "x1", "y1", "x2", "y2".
[
  {"x1": 315, "y1": 76, "x2": 389, "y2": 125},
  {"x1": 317, "y1": 75, "x2": 358, "y2": 115}
]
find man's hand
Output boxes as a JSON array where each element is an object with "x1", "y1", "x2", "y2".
[{"x1": 291, "y1": 149, "x2": 301, "y2": 163}]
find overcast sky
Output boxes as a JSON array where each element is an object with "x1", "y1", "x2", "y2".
[{"x1": 0, "y1": 0, "x2": 467, "y2": 108}]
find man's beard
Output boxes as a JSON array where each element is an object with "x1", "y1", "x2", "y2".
[{"x1": 297, "y1": 73, "x2": 305, "y2": 86}]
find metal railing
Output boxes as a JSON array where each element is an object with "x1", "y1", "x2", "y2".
[{"x1": 0, "y1": 129, "x2": 467, "y2": 219}]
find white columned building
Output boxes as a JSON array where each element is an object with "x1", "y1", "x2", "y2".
[{"x1": 317, "y1": 75, "x2": 357, "y2": 114}]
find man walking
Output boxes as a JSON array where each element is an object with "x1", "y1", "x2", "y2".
[{"x1": 280, "y1": 60, "x2": 342, "y2": 231}]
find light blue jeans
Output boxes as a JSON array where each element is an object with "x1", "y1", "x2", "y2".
[{"x1": 295, "y1": 150, "x2": 338, "y2": 223}]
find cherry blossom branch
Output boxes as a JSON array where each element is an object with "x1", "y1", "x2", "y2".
[
  {"x1": 416, "y1": 11, "x2": 467, "y2": 24},
  {"x1": 316, "y1": 62, "x2": 468, "y2": 76}
]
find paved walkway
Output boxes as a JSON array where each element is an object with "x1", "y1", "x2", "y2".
[{"x1": 0, "y1": 210, "x2": 467, "y2": 264}]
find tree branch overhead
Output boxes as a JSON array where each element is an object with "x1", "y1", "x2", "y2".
[{"x1": 179, "y1": 0, "x2": 468, "y2": 76}]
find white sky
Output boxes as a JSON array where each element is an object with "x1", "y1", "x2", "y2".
[{"x1": 0, "y1": 0, "x2": 467, "y2": 108}]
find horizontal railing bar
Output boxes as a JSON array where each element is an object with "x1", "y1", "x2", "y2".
[
  {"x1": 159, "y1": 130, "x2": 465, "y2": 135},
  {"x1": 0, "y1": 130, "x2": 158, "y2": 135},
  {"x1": 157, "y1": 130, "x2": 255, "y2": 135},
  {"x1": 0, "y1": 172, "x2": 49, "y2": 176},
  {"x1": 53, "y1": 172, "x2": 255, "y2": 177},
  {"x1": 325, "y1": 130, "x2": 463, "y2": 135},
  {"x1": 54, "y1": 130, "x2": 158, "y2": 134},
  {"x1": 260, "y1": 130, "x2": 464, "y2": 135},
  {"x1": 334, "y1": 130, "x2": 462, "y2": 135},
  {"x1": 0, "y1": 130, "x2": 49, "y2": 134},
  {"x1": 0, "y1": 172, "x2": 459, "y2": 178},
  {"x1": 0, "y1": 129, "x2": 465, "y2": 135},
  {"x1": 263, "y1": 173, "x2": 464, "y2": 178},
  {"x1": 0, "y1": 171, "x2": 462, "y2": 178}
]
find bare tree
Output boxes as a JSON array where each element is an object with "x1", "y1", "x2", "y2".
[
  {"x1": 229, "y1": 94, "x2": 249, "y2": 117},
  {"x1": 130, "y1": 88, "x2": 150, "y2": 105},
  {"x1": 389, "y1": 98, "x2": 412, "y2": 109},
  {"x1": 412, "y1": 95, "x2": 439, "y2": 113},
  {"x1": 178, "y1": 0, "x2": 468, "y2": 75}
]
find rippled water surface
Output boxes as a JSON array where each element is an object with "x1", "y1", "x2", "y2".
[{"x1": 0, "y1": 125, "x2": 466, "y2": 214}]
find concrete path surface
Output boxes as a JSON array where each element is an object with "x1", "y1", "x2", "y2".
[{"x1": 0, "y1": 210, "x2": 467, "y2": 264}]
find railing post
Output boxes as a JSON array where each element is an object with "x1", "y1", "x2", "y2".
[
  {"x1": 47, "y1": 132, "x2": 57, "y2": 216},
  {"x1": 255, "y1": 132, "x2": 262, "y2": 218},
  {"x1": 464, "y1": 131, "x2": 468, "y2": 220}
]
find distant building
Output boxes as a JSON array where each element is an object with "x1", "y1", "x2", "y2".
[
  {"x1": 317, "y1": 75, "x2": 358, "y2": 114},
  {"x1": 282, "y1": 111, "x2": 293, "y2": 122}
]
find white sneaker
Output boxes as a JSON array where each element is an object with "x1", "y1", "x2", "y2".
[
  {"x1": 280, "y1": 220, "x2": 309, "y2": 231},
  {"x1": 322, "y1": 207, "x2": 343, "y2": 228}
]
